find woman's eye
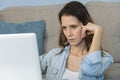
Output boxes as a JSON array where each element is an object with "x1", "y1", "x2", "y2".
[
  {"x1": 62, "y1": 26, "x2": 66, "y2": 30},
  {"x1": 71, "y1": 25, "x2": 77, "y2": 29}
]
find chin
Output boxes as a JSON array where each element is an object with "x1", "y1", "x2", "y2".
[
  {"x1": 69, "y1": 43, "x2": 78, "y2": 46},
  {"x1": 69, "y1": 41, "x2": 83, "y2": 46}
]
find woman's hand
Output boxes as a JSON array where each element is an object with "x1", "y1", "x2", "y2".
[
  {"x1": 81, "y1": 22, "x2": 102, "y2": 38},
  {"x1": 81, "y1": 22, "x2": 103, "y2": 53}
]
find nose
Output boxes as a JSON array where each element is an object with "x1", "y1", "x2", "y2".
[{"x1": 67, "y1": 28, "x2": 73, "y2": 37}]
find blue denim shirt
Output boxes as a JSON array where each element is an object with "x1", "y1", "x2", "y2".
[{"x1": 40, "y1": 45, "x2": 113, "y2": 80}]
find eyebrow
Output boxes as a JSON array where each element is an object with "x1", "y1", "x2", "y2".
[
  {"x1": 61, "y1": 26, "x2": 67, "y2": 29},
  {"x1": 62, "y1": 24, "x2": 77, "y2": 27}
]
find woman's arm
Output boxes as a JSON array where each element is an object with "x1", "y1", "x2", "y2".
[
  {"x1": 39, "y1": 48, "x2": 61, "y2": 73},
  {"x1": 81, "y1": 23, "x2": 113, "y2": 76},
  {"x1": 39, "y1": 53, "x2": 48, "y2": 73},
  {"x1": 39, "y1": 49, "x2": 54, "y2": 73},
  {"x1": 81, "y1": 22, "x2": 103, "y2": 53}
]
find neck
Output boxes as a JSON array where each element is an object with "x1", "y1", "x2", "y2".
[{"x1": 70, "y1": 41, "x2": 87, "y2": 56}]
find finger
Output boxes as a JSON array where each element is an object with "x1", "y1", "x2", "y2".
[
  {"x1": 86, "y1": 31, "x2": 94, "y2": 35},
  {"x1": 80, "y1": 23, "x2": 85, "y2": 38},
  {"x1": 82, "y1": 27, "x2": 87, "y2": 38},
  {"x1": 80, "y1": 23, "x2": 87, "y2": 38}
]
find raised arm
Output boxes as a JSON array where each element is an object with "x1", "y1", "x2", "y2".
[
  {"x1": 81, "y1": 23, "x2": 113, "y2": 76},
  {"x1": 81, "y1": 22, "x2": 103, "y2": 53}
]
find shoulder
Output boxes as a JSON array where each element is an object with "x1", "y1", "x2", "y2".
[
  {"x1": 44, "y1": 47, "x2": 62, "y2": 58},
  {"x1": 48, "y1": 47, "x2": 62, "y2": 55},
  {"x1": 83, "y1": 50, "x2": 114, "y2": 64},
  {"x1": 42, "y1": 46, "x2": 70, "y2": 62},
  {"x1": 102, "y1": 51, "x2": 114, "y2": 63},
  {"x1": 85, "y1": 50, "x2": 113, "y2": 58},
  {"x1": 40, "y1": 47, "x2": 62, "y2": 64}
]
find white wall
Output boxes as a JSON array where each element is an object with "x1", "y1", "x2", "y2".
[{"x1": 0, "y1": 0, "x2": 120, "y2": 10}]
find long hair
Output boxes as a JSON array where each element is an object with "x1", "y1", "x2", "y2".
[{"x1": 58, "y1": 1, "x2": 94, "y2": 51}]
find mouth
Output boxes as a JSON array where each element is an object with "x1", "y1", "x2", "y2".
[{"x1": 68, "y1": 39, "x2": 75, "y2": 42}]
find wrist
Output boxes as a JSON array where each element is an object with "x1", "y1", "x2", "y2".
[{"x1": 94, "y1": 26, "x2": 103, "y2": 34}]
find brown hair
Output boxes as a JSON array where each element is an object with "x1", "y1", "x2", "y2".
[{"x1": 58, "y1": 1, "x2": 94, "y2": 51}]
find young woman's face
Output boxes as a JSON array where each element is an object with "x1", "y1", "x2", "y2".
[{"x1": 61, "y1": 15, "x2": 83, "y2": 46}]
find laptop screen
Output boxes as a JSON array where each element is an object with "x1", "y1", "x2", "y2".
[{"x1": 0, "y1": 33, "x2": 42, "y2": 80}]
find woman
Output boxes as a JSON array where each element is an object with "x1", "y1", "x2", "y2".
[{"x1": 40, "y1": 1, "x2": 113, "y2": 80}]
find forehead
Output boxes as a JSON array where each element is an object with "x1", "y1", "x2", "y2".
[{"x1": 61, "y1": 15, "x2": 80, "y2": 25}]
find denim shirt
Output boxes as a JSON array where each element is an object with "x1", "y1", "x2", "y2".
[{"x1": 40, "y1": 45, "x2": 113, "y2": 80}]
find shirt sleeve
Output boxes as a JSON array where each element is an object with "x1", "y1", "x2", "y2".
[
  {"x1": 39, "y1": 48, "x2": 61, "y2": 73},
  {"x1": 81, "y1": 51, "x2": 114, "y2": 76},
  {"x1": 39, "y1": 53, "x2": 48, "y2": 73}
]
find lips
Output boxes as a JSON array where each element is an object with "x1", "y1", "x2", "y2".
[{"x1": 68, "y1": 39, "x2": 75, "y2": 42}]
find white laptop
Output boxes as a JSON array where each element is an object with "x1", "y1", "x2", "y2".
[{"x1": 0, "y1": 33, "x2": 42, "y2": 80}]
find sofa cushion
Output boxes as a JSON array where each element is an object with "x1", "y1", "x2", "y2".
[
  {"x1": 0, "y1": 20, "x2": 45, "y2": 55},
  {"x1": 85, "y1": 1, "x2": 120, "y2": 62},
  {"x1": 0, "y1": 5, "x2": 64, "y2": 53},
  {"x1": 104, "y1": 63, "x2": 120, "y2": 80}
]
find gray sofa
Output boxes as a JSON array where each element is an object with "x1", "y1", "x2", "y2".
[{"x1": 0, "y1": 1, "x2": 120, "y2": 80}]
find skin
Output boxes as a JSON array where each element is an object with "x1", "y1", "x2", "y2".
[{"x1": 61, "y1": 15, "x2": 103, "y2": 72}]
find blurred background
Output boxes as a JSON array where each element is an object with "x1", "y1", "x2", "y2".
[{"x1": 0, "y1": 0, "x2": 120, "y2": 10}]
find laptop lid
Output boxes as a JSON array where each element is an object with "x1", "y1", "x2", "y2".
[{"x1": 0, "y1": 33, "x2": 42, "y2": 80}]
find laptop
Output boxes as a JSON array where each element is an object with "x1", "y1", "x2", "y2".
[{"x1": 0, "y1": 33, "x2": 42, "y2": 80}]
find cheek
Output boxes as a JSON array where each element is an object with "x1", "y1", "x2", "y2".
[
  {"x1": 75, "y1": 30, "x2": 82, "y2": 38},
  {"x1": 63, "y1": 30, "x2": 67, "y2": 38}
]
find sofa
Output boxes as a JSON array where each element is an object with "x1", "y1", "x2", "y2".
[{"x1": 0, "y1": 1, "x2": 120, "y2": 80}]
